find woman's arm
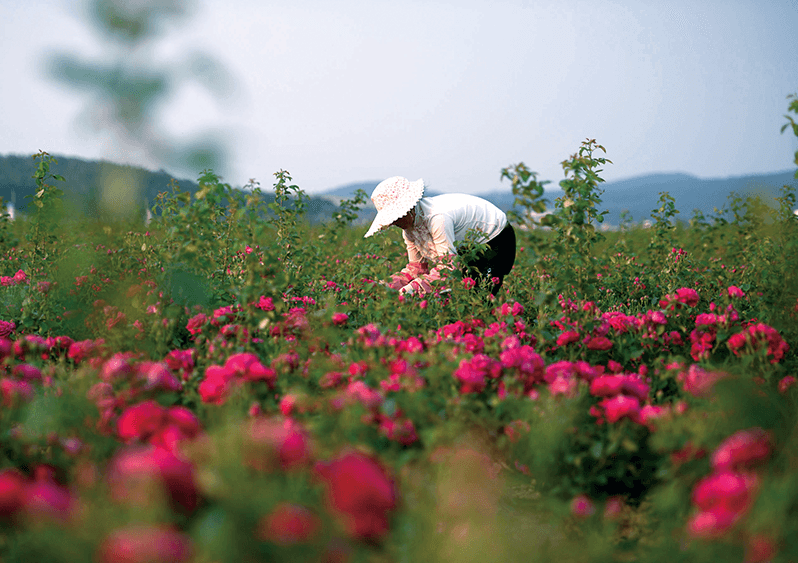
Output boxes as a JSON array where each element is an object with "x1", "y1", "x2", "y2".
[{"x1": 398, "y1": 216, "x2": 456, "y2": 294}]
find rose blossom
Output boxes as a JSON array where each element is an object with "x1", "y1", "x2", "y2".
[
  {"x1": 711, "y1": 427, "x2": 770, "y2": 472},
  {"x1": 315, "y1": 451, "x2": 396, "y2": 543},
  {"x1": 97, "y1": 525, "x2": 193, "y2": 563},
  {"x1": 257, "y1": 503, "x2": 321, "y2": 545}
]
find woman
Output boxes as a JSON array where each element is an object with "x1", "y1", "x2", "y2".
[{"x1": 364, "y1": 176, "x2": 516, "y2": 296}]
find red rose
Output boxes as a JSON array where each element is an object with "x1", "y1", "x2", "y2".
[
  {"x1": 258, "y1": 503, "x2": 321, "y2": 545},
  {"x1": 316, "y1": 451, "x2": 396, "y2": 543},
  {"x1": 117, "y1": 400, "x2": 167, "y2": 443},
  {"x1": 98, "y1": 525, "x2": 193, "y2": 563}
]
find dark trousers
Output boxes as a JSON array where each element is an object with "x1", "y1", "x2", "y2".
[{"x1": 464, "y1": 223, "x2": 516, "y2": 296}]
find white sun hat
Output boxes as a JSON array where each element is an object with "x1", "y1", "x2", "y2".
[{"x1": 363, "y1": 176, "x2": 425, "y2": 238}]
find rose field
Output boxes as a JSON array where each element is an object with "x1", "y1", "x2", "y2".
[{"x1": 1, "y1": 100, "x2": 797, "y2": 562}]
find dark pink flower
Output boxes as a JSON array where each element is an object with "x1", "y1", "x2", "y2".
[
  {"x1": 678, "y1": 364, "x2": 727, "y2": 397},
  {"x1": 1, "y1": 378, "x2": 34, "y2": 407},
  {"x1": 101, "y1": 353, "x2": 135, "y2": 382},
  {"x1": 601, "y1": 395, "x2": 641, "y2": 424},
  {"x1": 0, "y1": 468, "x2": 27, "y2": 520},
  {"x1": 163, "y1": 349, "x2": 194, "y2": 379},
  {"x1": 586, "y1": 336, "x2": 613, "y2": 351},
  {"x1": 675, "y1": 287, "x2": 699, "y2": 307},
  {"x1": 21, "y1": 473, "x2": 74, "y2": 522},
  {"x1": 379, "y1": 416, "x2": 418, "y2": 446},
  {"x1": 137, "y1": 361, "x2": 182, "y2": 392},
  {"x1": 67, "y1": 338, "x2": 105, "y2": 364},
  {"x1": 620, "y1": 376, "x2": 649, "y2": 401},
  {"x1": 778, "y1": 375, "x2": 797, "y2": 394},
  {"x1": 243, "y1": 417, "x2": 313, "y2": 472},
  {"x1": 97, "y1": 525, "x2": 193, "y2": 563},
  {"x1": 688, "y1": 470, "x2": 759, "y2": 538},
  {"x1": 570, "y1": 494, "x2": 596, "y2": 518},
  {"x1": 11, "y1": 363, "x2": 42, "y2": 381},
  {"x1": 454, "y1": 354, "x2": 502, "y2": 394},
  {"x1": 257, "y1": 503, "x2": 321, "y2": 545},
  {"x1": 332, "y1": 312, "x2": 349, "y2": 326},
  {"x1": 0, "y1": 320, "x2": 15, "y2": 338},
  {"x1": 255, "y1": 295, "x2": 275, "y2": 311},
  {"x1": 711, "y1": 428, "x2": 770, "y2": 472},
  {"x1": 185, "y1": 313, "x2": 208, "y2": 336},
  {"x1": 744, "y1": 534, "x2": 778, "y2": 563},
  {"x1": 198, "y1": 365, "x2": 235, "y2": 405},
  {"x1": 107, "y1": 445, "x2": 199, "y2": 515},
  {"x1": 590, "y1": 375, "x2": 624, "y2": 397},
  {"x1": 727, "y1": 286, "x2": 745, "y2": 298},
  {"x1": 315, "y1": 451, "x2": 396, "y2": 543},
  {"x1": 557, "y1": 330, "x2": 581, "y2": 346},
  {"x1": 117, "y1": 400, "x2": 167, "y2": 443}
]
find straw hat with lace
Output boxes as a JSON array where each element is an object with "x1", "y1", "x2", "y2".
[{"x1": 363, "y1": 176, "x2": 425, "y2": 238}]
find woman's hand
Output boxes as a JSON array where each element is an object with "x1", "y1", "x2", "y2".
[{"x1": 399, "y1": 283, "x2": 416, "y2": 296}]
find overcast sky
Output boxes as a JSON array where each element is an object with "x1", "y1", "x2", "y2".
[{"x1": 1, "y1": 0, "x2": 797, "y2": 195}]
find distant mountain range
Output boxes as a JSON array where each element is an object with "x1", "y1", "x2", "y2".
[
  {"x1": 1, "y1": 153, "x2": 795, "y2": 227},
  {"x1": 322, "y1": 171, "x2": 798, "y2": 227}
]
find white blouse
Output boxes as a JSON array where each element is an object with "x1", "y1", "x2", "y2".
[
  {"x1": 403, "y1": 193, "x2": 508, "y2": 261},
  {"x1": 389, "y1": 194, "x2": 508, "y2": 294}
]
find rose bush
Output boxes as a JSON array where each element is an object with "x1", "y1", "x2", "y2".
[{"x1": 0, "y1": 130, "x2": 796, "y2": 562}]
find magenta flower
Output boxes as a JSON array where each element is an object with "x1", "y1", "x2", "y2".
[
  {"x1": 0, "y1": 320, "x2": 15, "y2": 339},
  {"x1": 590, "y1": 375, "x2": 624, "y2": 397},
  {"x1": 453, "y1": 359, "x2": 487, "y2": 394},
  {"x1": 379, "y1": 416, "x2": 419, "y2": 446},
  {"x1": 255, "y1": 295, "x2": 275, "y2": 311},
  {"x1": 21, "y1": 472, "x2": 74, "y2": 522},
  {"x1": 244, "y1": 416, "x2": 313, "y2": 472},
  {"x1": 675, "y1": 287, "x2": 699, "y2": 307},
  {"x1": 186, "y1": 313, "x2": 208, "y2": 336},
  {"x1": 570, "y1": 494, "x2": 596, "y2": 518},
  {"x1": 711, "y1": 427, "x2": 770, "y2": 472},
  {"x1": 107, "y1": 445, "x2": 199, "y2": 515},
  {"x1": 677, "y1": 364, "x2": 727, "y2": 397},
  {"x1": 257, "y1": 503, "x2": 321, "y2": 545},
  {"x1": 0, "y1": 468, "x2": 27, "y2": 519},
  {"x1": 198, "y1": 365, "x2": 235, "y2": 405},
  {"x1": 730, "y1": 323, "x2": 790, "y2": 363},
  {"x1": 586, "y1": 336, "x2": 613, "y2": 351},
  {"x1": 688, "y1": 470, "x2": 759, "y2": 538},
  {"x1": 332, "y1": 312, "x2": 349, "y2": 326},
  {"x1": 778, "y1": 375, "x2": 797, "y2": 394},
  {"x1": 117, "y1": 400, "x2": 167, "y2": 443},
  {"x1": 556, "y1": 330, "x2": 581, "y2": 346},
  {"x1": 601, "y1": 395, "x2": 641, "y2": 424},
  {"x1": 727, "y1": 285, "x2": 745, "y2": 298},
  {"x1": 98, "y1": 525, "x2": 193, "y2": 563},
  {"x1": 315, "y1": 451, "x2": 396, "y2": 543}
]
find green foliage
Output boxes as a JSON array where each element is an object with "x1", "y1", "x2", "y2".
[
  {"x1": 1, "y1": 92, "x2": 798, "y2": 563},
  {"x1": 781, "y1": 92, "x2": 798, "y2": 176},
  {"x1": 25, "y1": 151, "x2": 65, "y2": 266},
  {"x1": 500, "y1": 162, "x2": 550, "y2": 230}
]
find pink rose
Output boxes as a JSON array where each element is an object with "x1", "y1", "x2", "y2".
[
  {"x1": 711, "y1": 428, "x2": 770, "y2": 472},
  {"x1": 98, "y1": 525, "x2": 193, "y2": 563},
  {"x1": 332, "y1": 312, "x2": 349, "y2": 326},
  {"x1": 570, "y1": 494, "x2": 596, "y2": 518},
  {"x1": 257, "y1": 503, "x2": 321, "y2": 545},
  {"x1": 315, "y1": 451, "x2": 396, "y2": 543},
  {"x1": 601, "y1": 395, "x2": 641, "y2": 424}
]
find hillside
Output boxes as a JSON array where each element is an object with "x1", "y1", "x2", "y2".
[
  {"x1": 0, "y1": 154, "x2": 341, "y2": 223},
  {"x1": 2, "y1": 154, "x2": 794, "y2": 228},
  {"x1": 326, "y1": 171, "x2": 798, "y2": 227}
]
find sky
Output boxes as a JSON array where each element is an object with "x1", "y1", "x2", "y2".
[{"x1": 1, "y1": 0, "x2": 797, "y2": 195}]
